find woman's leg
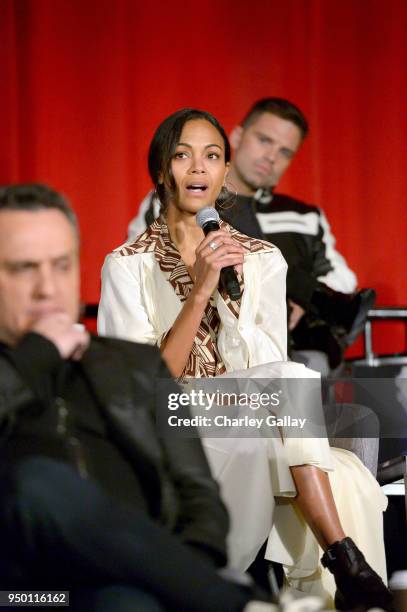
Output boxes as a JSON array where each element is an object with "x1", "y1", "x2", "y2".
[
  {"x1": 290, "y1": 462, "x2": 392, "y2": 611},
  {"x1": 290, "y1": 465, "x2": 345, "y2": 550}
]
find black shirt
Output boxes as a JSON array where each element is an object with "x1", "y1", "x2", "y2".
[{"x1": 1, "y1": 334, "x2": 148, "y2": 512}]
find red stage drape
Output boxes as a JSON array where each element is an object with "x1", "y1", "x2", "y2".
[{"x1": 1, "y1": 0, "x2": 406, "y2": 355}]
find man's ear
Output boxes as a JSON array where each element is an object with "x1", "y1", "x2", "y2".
[{"x1": 230, "y1": 126, "x2": 243, "y2": 150}]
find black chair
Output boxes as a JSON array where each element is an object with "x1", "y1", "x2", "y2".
[{"x1": 348, "y1": 307, "x2": 407, "y2": 521}]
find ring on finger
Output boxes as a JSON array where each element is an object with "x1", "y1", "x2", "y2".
[{"x1": 209, "y1": 241, "x2": 219, "y2": 251}]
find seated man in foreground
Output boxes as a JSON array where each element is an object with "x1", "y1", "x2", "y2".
[{"x1": 0, "y1": 183, "x2": 266, "y2": 612}]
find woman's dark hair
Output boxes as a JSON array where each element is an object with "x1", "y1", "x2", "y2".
[{"x1": 148, "y1": 108, "x2": 231, "y2": 209}]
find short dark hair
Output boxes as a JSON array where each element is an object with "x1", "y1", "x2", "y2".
[
  {"x1": 0, "y1": 184, "x2": 78, "y2": 233},
  {"x1": 148, "y1": 108, "x2": 231, "y2": 209},
  {"x1": 240, "y1": 98, "x2": 309, "y2": 139}
]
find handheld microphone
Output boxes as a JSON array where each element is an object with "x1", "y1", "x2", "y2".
[{"x1": 196, "y1": 207, "x2": 242, "y2": 301}]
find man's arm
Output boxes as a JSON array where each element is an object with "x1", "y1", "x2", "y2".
[
  {"x1": 287, "y1": 207, "x2": 359, "y2": 324},
  {"x1": 0, "y1": 316, "x2": 89, "y2": 426},
  {"x1": 155, "y1": 360, "x2": 229, "y2": 567},
  {"x1": 0, "y1": 353, "x2": 37, "y2": 423},
  {"x1": 0, "y1": 334, "x2": 61, "y2": 425},
  {"x1": 315, "y1": 209, "x2": 357, "y2": 293}
]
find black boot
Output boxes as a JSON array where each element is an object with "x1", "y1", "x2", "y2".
[
  {"x1": 321, "y1": 537, "x2": 393, "y2": 611},
  {"x1": 311, "y1": 286, "x2": 376, "y2": 345},
  {"x1": 290, "y1": 317, "x2": 345, "y2": 369},
  {"x1": 344, "y1": 288, "x2": 377, "y2": 345}
]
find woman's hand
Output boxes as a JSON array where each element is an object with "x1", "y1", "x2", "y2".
[
  {"x1": 192, "y1": 229, "x2": 246, "y2": 301},
  {"x1": 161, "y1": 229, "x2": 246, "y2": 378}
]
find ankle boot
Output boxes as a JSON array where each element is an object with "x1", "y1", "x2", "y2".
[
  {"x1": 321, "y1": 537, "x2": 393, "y2": 611},
  {"x1": 311, "y1": 286, "x2": 376, "y2": 344},
  {"x1": 291, "y1": 318, "x2": 345, "y2": 369},
  {"x1": 345, "y1": 288, "x2": 377, "y2": 345}
]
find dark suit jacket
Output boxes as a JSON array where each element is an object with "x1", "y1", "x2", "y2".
[{"x1": 0, "y1": 334, "x2": 229, "y2": 566}]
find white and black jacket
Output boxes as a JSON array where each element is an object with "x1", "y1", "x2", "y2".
[{"x1": 128, "y1": 190, "x2": 357, "y2": 312}]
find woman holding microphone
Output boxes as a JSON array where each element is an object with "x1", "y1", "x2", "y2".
[{"x1": 98, "y1": 108, "x2": 390, "y2": 611}]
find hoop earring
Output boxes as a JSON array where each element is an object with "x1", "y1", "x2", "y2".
[{"x1": 216, "y1": 180, "x2": 238, "y2": 210}]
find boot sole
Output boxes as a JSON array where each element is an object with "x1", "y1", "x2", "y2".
[{"x1": 345, "y1": 288, "x2": 376, "y2": 345}]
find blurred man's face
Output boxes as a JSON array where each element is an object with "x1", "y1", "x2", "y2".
[
  {"x1": 0, "y1": 209, "x2": 80, "y2": 345},
  {"x1": 229, "y1": 112, "x2": 303, "y2": 196}
]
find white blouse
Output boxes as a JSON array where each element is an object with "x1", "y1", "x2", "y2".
[{"x1": 98, "y1": 241, "x2": 288, "y2": 372}]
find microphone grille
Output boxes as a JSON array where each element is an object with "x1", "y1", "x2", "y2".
[{"x1": 196, "y1": 207, "x2": 220, "y2": 229}]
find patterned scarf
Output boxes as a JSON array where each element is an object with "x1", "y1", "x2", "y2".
[{"x1": 120, "y1": 215, "x2": 271, "y2": 378}]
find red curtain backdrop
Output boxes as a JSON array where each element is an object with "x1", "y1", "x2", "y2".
[{"x1": 1, "y1": 0, "x2": 406, "y2": 355}]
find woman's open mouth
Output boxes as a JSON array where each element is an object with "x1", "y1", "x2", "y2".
[{"x1": 186, "y1": 183, "x2": 208, "y2": 193}]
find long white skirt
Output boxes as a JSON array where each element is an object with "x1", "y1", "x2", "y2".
[{"x1": 200, "y1": 361, "x2": 387, "y2": 606}]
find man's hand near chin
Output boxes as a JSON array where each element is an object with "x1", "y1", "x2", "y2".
[{"x1": 30, "y1": 312, "x2": 90, "y2": 360}]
